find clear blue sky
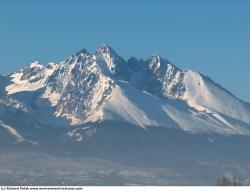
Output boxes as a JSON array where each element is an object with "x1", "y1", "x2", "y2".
[{"x1": 0, "y1": 0, "x2": 250, "y2": 101}]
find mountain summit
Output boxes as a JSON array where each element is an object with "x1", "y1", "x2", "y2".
[{"x1": 1, "y1": 44, "x2": 250, "y2": 143}]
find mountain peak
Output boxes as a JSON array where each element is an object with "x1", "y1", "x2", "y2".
[
  {"x1": 2, "y1": 45, "x2": 250, "y2": 137},
  {"x1": 149, "y1": 53, "x2": 161, "y2": 60},
  {"x1": 97, "y1": 43, "x2": 111, "y2": 49},
  {"x1": 95, "y1": 44, "x2": 127, "y2": 77},
  {"x1": 95, "y1": 44, "x2": 118, "y2": 59},
  {"x1": 75, "y1": 49, "x2": 89, "y2": 57},
  {"x1": 28, "y1": 61, "x2": 44, "y2": 70},
  {"x1": 146, "y1": 54, "x2": 177, "y2": 75}
]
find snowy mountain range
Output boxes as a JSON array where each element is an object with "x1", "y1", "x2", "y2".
[{"x1": 1, "y1": 44, "x2": 250, "y2": 144}]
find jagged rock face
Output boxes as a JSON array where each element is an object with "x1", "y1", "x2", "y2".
[
  {"x1": 36, "y1": 45, "x2": 187, "y2": 124},
  {"x1": 95, "y1": 45, "x2": 128, "y2": 78},
  {"x1": 127, "y1": 55, "x2": 185, "y2": 98},
  {"x1": 1, "y1": 44, "x2": 250, "y2": 139},
  {"x1": 43, "y1": 48, "x2": 117, "y2": 124},
  {"x1": 20, "y1": 61, "x2": 46, "y2": 82}
]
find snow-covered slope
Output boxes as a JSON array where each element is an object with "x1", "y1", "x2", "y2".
[
  {"x1": 1, "y1": 44, "x2": 250, "y2": 140},
  {"x1": 103, "y1": 81, "x2": 249, "y2": 135},
  {"x1": 182, "y1": 70, "x2": 250, "y2": 124},
  {"x1": 6, "y1": 61, "x2": 55, "y2": 94}
]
